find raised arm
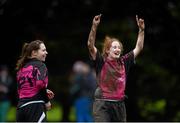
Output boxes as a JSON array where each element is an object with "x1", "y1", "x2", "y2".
[
  {"x1": 87, "y1": 14, "x2": 102, "y2": 60},
  {"x1": 133, "y1": 15, "x2": 145, "y2": 58}
]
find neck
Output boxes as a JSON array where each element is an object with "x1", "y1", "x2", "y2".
[{"x1": 107, "y1": 56, "x2": 118, "y2": 61}]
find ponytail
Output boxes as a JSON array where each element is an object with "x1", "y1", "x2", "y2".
[
  {"x1": 16, "y1": 40, "x2": 43, "y2": 70},
  {"x1": 16, "y1": 43, "x2": 29, "y2": 70}
]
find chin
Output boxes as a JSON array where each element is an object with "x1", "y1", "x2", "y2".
[
  {"x1": 114, "y1": 56, "x2": 120, "y2": 59},
  {"x1": 41, "y1": 58, "x2": 45, "y2": 62}
]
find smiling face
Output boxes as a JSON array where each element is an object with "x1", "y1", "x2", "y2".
[
  {"x1": 32, "y1": 43, "x2": 48, "y2": 62},
  {"x1": 107, "y1": 41, "x2": 122, "y2": 60}
]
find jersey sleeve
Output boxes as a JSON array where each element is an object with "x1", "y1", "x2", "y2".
[
  {"x1": 34, "y1": 62, "x2": 49, "y2": 103},
  {"x1": 122, "y1": 51, "x2": 135, "y2": 75},
  {"x1": 90, "y1": 50, "x2": 104, "y2": 75},
  {"x1": 33, "y1": 62, "x2": 48, "y2": 87}
]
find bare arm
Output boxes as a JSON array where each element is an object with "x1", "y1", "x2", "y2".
[
  {"x1": 133, "y1": 15, "x2": 145, "y2": 58},
  {"x1": 87, "y1": 14, "x2": 102, "y2": 60}
]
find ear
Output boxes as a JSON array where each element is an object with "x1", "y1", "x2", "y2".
[
  {"x1": 106, "y1": 49, "x2": 110, "y2": 54},
  {"x1": 31, "y1": 50, "x2": 38, "y2": 57}
]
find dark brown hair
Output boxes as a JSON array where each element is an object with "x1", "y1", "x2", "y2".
[{"x1": 16, "y1": 40, "x2": 44, "y2": 70}]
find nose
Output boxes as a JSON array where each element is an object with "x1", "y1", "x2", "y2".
[{"x1": 115, "y1": 48, "x2": 120, "y2": 51}]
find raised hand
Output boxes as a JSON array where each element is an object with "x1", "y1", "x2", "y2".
[
  {"x1": 93, "y1": 14, "x2": 102, "y2": 27},
  {"x1": 47, "y1": 89, "x2": 55, "y2": 100},
  {"x1": 136, "y1": 15, "x2": 145, "y2": 32}
]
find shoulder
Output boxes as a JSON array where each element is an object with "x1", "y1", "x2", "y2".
[
  {"x1": 121, "y1": 51, "x2": 134, "y2": 60},
  {"x1": 29, "y1": 59, "x2": 47, "y2": 69}
]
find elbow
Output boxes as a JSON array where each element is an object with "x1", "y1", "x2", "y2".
[
  {"x1": 87, "y1": 41, "x2": 92, "y2": 48},
  {"x1": 87, "y1": 41, "x2": 90, "y2": 47},
  {"x1": 87, "y1": 42, "x2": 92, "y2": 49},
  {"x1": 87, "y1": 40, "x2": 94, "y2": 49},
  {"x1": 87, "y1": 43, "x2": 93, "y2": 52}
]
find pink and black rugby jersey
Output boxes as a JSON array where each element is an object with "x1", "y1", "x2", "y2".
[
  {"x1": 17, "y1": 58, "x2": 48, "y2": 99},
  {"x1": 92, "y1": 50, "x2": 135, "y2": 100}
]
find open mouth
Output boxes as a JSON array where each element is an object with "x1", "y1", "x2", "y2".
[{"x1": 114, "y1": 52, "x2": 120, "y2": 55}]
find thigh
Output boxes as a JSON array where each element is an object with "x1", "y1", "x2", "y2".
[
  {"x1": 17, "y1": 103, "x2": 46, "y2": 122},
  {"x1": 16, "y1": 107, "x2": 25, "y2": 122},
  {"x1": 112, "y1": 101, "x2": 126, "y2": 122},
  {"x1": 93, "y1": 100, "x2": 110, "y2": 122}
]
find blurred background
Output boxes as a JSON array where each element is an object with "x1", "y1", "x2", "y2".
[{"x1": 0, "y1": 0, "x2": 180, "y2": 122}]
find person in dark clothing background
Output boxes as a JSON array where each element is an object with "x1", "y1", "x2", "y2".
[
  {"x1": 16, "y1": 40, "x2": 54, "y2": 122},
  {"x1": 70, "y1": 61, "x2": 96, "y2": 122},
  {"x1": 0, "y1": 65, "x2": 13, "y2": 122}
]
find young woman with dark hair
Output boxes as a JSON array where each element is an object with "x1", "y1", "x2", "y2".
[{"x1": 16, "y1": 40, "x2": 54, "y2": 122}]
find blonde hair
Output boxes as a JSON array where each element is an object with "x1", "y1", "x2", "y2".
[{"x1": 102, "y1": 36, "x2": 123, "y2": 58}]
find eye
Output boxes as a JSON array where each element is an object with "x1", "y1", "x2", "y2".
[{"x1": 42, "y1": 49, "x2": 46, "y2": 52}]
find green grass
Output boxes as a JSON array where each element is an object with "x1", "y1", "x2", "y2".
[{"x1": 7, "y1": 106, "x2": 16, "y2": 121}]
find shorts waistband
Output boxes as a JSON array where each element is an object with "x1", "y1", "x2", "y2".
[{"x1": 19, "y1": 100, "x2": 45, "y2": 108}]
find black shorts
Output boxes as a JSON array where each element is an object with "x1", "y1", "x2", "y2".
[
  {"x1": 16, "y1": 102, "x2": 46, "y2": 122},
  {"x1": 93, "y1": 99, "x2": 126, "y2": 122}
]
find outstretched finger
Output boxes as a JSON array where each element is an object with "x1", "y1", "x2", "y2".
[
  {"x1": 136, "y1": 15, "x2": 139, "y2": 23},
  {"x1": 95, "y1": 14, "x2": 101, "y2": 20}
]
